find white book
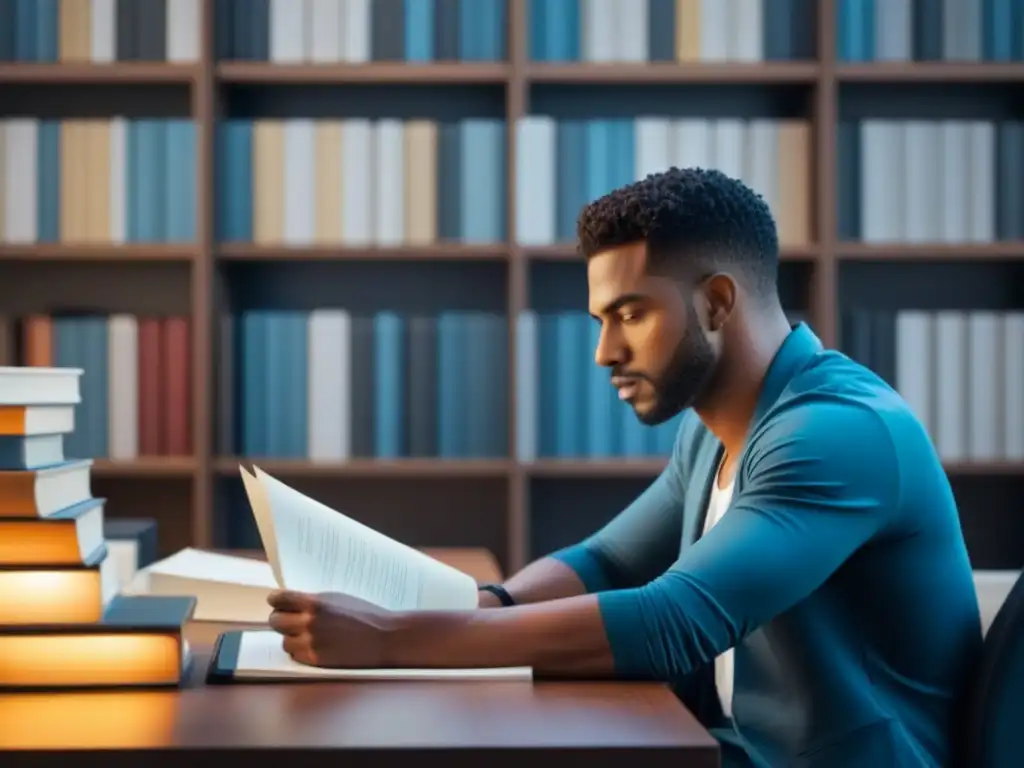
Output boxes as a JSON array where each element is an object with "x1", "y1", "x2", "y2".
[
  {"x1": 166, "y1": 0, "x2": 200, "y2": 62},
  {"x1": 903, "y1": 121, "x2": 941, "y2": 243},
  {"x1": 514, "y1": 116, "x2": 556, "y2": 245},
  {"x1": 933, "y1": 311, "x2": 967, "y2": 461},
  {"x1": 0, "y1": 366, "x2": 82, "y2": 406},
  {"x1": 0, "y1": 405, "x2": 75, "y2": 436},
  {"x1": 229, "y1": 628, "x2": 532, "y2": 682},
  {"x1": 861, "y1": 120, "x2": 904, "y2": 243},
  {"x1": 0, "y1": 433, "x2": 64, "y2": 470},
  {"x1": 615, "y1": 0, "x2": 647, "y2": 62},
  {"x1": 895, "y1": 312, "x2": 934, "y2": 438},
  {"x1": 730, "y1": 0, "x2": 762, "y2": 61},
  {"x1": 107, "y1": 315, "x2": 139, "y2": 460},
  {"x1": 673, "y1": 119, "x2": 713, "y2": 170},
  {"x1": 939, "y1": 121, "x2": 970, "y2": 243},
  {"x1": 270, "y1": 0, "x2": 308, "y2": 62},
  {"x1": 307, "y1": 309, "x2": 351, "y2": 461},
  {"x1": 3, "y1": 118, "x2": 38, "y2": 244},
  {"x1": 966, "y1": 312, "x2": 1001, "y2": 461},
  {"x1": 875, "y1": 0, "x2": 912, "y2": 60},
  {"x1": 310, "y1": 0, "x2": 344, "y2": 62},
  {"x1": 109, "y1": 117, "x2": 127, "y2": 244},
  {"x1": 699, "y1": 0, "x2": 730, "y2": 60},
  {"x1": 1003, "y1": 313, "x2": 1024, "y2": 460},
  {"x1": 634, "y1": 117, "x2": 672, "y2": 181},
  {"x1": 0, "y1": 460, "x2": 94, "y2": 519},
  {"x1": 90, "y1": 0, "x2": 116, "y2": 62},
  {"x1": 340, "y1": 119, "x2": 373, "y2": 244},
  {"x1": 711, "y1": 119, "x2": 744, "y2": 181},
  {"x1": 373, "y1": 120, "x2": 405, "y2": 246},
  {"x1": 341, "y1": 0, "x2": 371, "y2": 63},
  {"x1": 284, "y1": 119, "x2": 316, "y2": 245},
  {"x1": 967, "y1": 121, "x2": 995, "y2": 242},
  {"x1": 744, "y1": 119, "x2": 778, "y2": 216},
  {"x1": 581, "y1": 0, "x2": 616, "y2": 61}
]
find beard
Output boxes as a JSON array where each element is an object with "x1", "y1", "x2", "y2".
[{"x1": 634, "y1": 307, "x2": 718, "y2": 426}]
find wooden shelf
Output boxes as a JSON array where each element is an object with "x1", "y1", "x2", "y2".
[
  {"x1": 216, "y1": 243, "x2": 509, "y2": 262},
  {"x1": 0, "y1": 63, "x2": 199, "y2": 84},
  {"x1": 0, "y1": 244, "x2": 199, "y2": 262},
  {"x1": 836, "y1": 63, "x2": 1024, "y2": 83},
  {"x1": 216, "y1": 62, "x2": 509, "y2": 84},
  {"x1": 5, "y1": 0, "x2": 1023, "y2": 573},
  {"x1": 214, "y1": 458, "x2": 511, "y2": 478},
  {"x1": 526, "y1": 62, "x2": 819, "y2": 84},
  {"x1": 836, "y1": 243, "x2": 1024, "y2": 261},
  {"x1": 92, "y1": 457, "x2": 197, "y2": 477}
]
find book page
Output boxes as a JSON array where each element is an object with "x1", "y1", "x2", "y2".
[
  {"x1": 149, "y1": 548, "x2": 277, "y2": 587},
  {"x1": 234, "y1": 630, "x2": 532, "y2": 681},
  {"x1": 253, "y1": 467, "x2": 479, "y2": 611},
  {"x1": 239, "y1": 465, "x2": 285, "y2": 586}
]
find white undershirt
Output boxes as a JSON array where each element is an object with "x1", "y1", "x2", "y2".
[{"x1": 702, "y1": 460, "x2": 736, "y2": 717}]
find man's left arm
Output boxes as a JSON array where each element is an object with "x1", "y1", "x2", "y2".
[{"x1": 390, "y1": 401, "x2": 902, "y2": 678}]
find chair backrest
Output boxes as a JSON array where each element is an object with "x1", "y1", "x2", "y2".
[{"x1": 962, "y1": 569, "x2": 1024, "y2": 768}]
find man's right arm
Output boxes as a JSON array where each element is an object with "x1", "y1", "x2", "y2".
[{"x1": 480, "y1": 467, "x2": 687, "y2": 607}]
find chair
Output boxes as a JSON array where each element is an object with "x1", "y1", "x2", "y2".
[{"x1": 961, "y1": 569, "x2": 1024, "y2": 767}]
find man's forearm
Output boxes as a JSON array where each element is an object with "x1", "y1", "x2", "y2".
[
  {"x1": 482, "y1": 556, "x2": 589, "y2": 607},
  {"x1": 391, "y1": 593, "x2": 618, "y2": 676}
]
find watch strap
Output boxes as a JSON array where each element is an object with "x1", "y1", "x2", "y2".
[{"x1": 478, "y1": 583, "x2": 516, "y2": 607}]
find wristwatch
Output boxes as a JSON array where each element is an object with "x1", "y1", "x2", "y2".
[{"x1": 478, "y1": 583, "x2": 515, "y2": 607}]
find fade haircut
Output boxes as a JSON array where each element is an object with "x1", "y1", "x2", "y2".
[{"x1": 576, "y1": 167, "x2": 780, "y2": 297}]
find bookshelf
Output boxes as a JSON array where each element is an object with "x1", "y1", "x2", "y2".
[{"x1": 0, "y1": 0, "x2": 1022, "y2": 576}]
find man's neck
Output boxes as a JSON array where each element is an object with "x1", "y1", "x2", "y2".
[{"x1": 694, "y1": 308, "x2": 792, "y2": 458}]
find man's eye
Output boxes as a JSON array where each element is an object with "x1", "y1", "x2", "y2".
[{"x1": 621, "y1": 311, "x2": 641, "y2": 323}]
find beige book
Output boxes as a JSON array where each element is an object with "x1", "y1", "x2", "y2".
[
  {"x1": 314, "y1": 120, "x2": 342, "y2": 244},
  {"x1": 59, "y1": 0, "x2": 92, "y2": 62},
  {"x1": 253, "y1": 121, "x2": 285, "y2": 244},
  {"x1": 86, "y1": 120, "x2": 112, "y2": 243},
  {"x1": 777, "y1": 120, "x2": 811, "y2": 246},
  {"x1": 675, "y1": 0, "x2": 701, "y2": 62},
  {"x1": 403, "y1": 121, "x2": 437, "y2": 245},
  {"x1": 59, "y1": 121, "x2": 84, "y2": 243}
]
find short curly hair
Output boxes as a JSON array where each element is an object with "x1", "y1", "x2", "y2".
[{"x1": 576, "y1": 167, "x2": 780, "y2": 296}]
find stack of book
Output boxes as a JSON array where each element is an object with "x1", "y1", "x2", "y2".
[{"x1": 0, "y1": 366, "x2": 195, "y2": 690}]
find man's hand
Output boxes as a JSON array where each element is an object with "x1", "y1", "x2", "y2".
[{"x1": 267, "y1": 589, "x2": 400, "y2": 668}]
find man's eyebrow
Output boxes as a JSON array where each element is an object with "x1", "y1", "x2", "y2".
[{"x1": 594, "y1": 293, "x2": 649, "y2": 317}]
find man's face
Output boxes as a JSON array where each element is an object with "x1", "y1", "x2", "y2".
[{"x1": 586, "y1": 242, "x2": 718, "y2": 425}]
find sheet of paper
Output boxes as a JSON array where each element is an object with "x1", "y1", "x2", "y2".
[
  {"x1": 252, "y1": 466, "x2": 479, "y2": 611},
  {"x1": 234, "y1": 630, "x2": 532, "y2": 681},
  {"x1": 239, "y1": 465, "x2": 284, "y2": 586},
  {"x1": 148, "y1": 548, "x2": 277, "y2": 588}
]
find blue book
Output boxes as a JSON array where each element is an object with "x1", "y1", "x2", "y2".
[
  {"x1": 459, "y1": 120, "x2": 506, "y2": 243},
  {"x1": 34, "y1": 0, "x2": 57, "y2": 61},
  {"x1": 537, "y1": 312, "x2": 559, "y2": 456},
  {"x1": 554, "y1": 312, "x2": 586, "y2": 457},
  {"x1": 165, "y1": 120, "x2": 197, "y2": 242},
  {"x1": 515, "y1": 312, "x2": 538, "y2": 462},
  {"x1": 837, "y1": 0, "x2": 874, "y2": 61},
  {"x1": 0, "y1": 434, "x2": 65, "y2": 471},
  {"x1": 546, "y1": 0, "x2": 580, "y2": 62},
  {"x1": 36, "y1": 120, "x2": 60, "y2": 243},
  {"x1": 405, "y1": 0, "x2": 435, "y2": 61},
  {"x1": 13, "y1": 0, "x2": 35, "y2": 61},
  {"x1": 373, "y1": 311, "x2": 405, "y2": 459},
  {"x1": 556, "y1": 120, "x2": 586, "y2": 241},
  {"x1": 478, "y1": 0, "x2": 506, "y2": 60},
  {"x1": 529, "y1": 0, "x2": 547, "y2": 60},
  {"x1": 982, "y1": 0, "x2": 1015, "y2": 60},
  {"x1": 263, "y1": 312, "x2": 287, "y2": 457},
  {"x1": 585, "y1": 319, "x2": 616, "y2": 457},
  {"x1": 217, "y1": 120, "x2": 254, "y2": 241},
  {"x1": 283, "y1": 311, "x2": 308, "y2": 458},
  {"x1": 457, "y1": 0, "x2": 482, "y2": 59},
  {"x1": 437, "y1": 312, "x2": 466, "y2": 458},
  {"x1": 240, "y1": 311, "x2": 268, "y2": 456},
  {"x1": 84, "y1": 317, "x2": 109, "y2": 458}
]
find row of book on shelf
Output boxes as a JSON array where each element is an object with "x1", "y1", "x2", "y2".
[
  {"x1": 1, "y1": 314, "x2": 191, "y2": 460},
  {"x1": 845, "y1": 309, "x2": 1024, "y2": 463},
  {"x1": 0, "y1": 0, "x2": 199, "y2": 62},
  {"x1": 516, "y1": 117, "x2": 811, "y2": 248},
  {"x1": 0, "y1": 119, "x2": 197, "y2": 246},
  {"x1": 839, "y1": 120, "x2": 1024, "y2": 243},
  {"x1": 0, "y1": 365, "x2": 179, "y2": 690},
  {"x1": 836, "y1": 0, "x2": 1024, "y2": 62}
]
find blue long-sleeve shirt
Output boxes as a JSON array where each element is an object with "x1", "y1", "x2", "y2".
[{"x1": 552, "y1": 324, "x2": 983, "y2": 768}]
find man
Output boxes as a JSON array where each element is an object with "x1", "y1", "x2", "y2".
[{"x1": 267, "y1": 168, "x2": 983, "y2": 767}]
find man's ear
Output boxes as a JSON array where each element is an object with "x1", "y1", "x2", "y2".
[{"x1": 701, "y1": 273, "x2": 737, "y2": 332}]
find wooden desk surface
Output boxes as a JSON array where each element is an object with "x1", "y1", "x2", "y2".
[{"x1": 0, "y1": 548, "x2": 719, "y2": 766}]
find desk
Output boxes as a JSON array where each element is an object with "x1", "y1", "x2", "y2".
[{"x1": 0, "y1": 620, "x2": 720, "y2": 766}]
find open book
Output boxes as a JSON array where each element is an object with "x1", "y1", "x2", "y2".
[{"x1": 214, "y1": 466, "x2": 532, "y2": 682}]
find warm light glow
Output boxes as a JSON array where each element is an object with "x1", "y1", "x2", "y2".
[
  {"x1": 0, "y1": 634, "x2": 181, "y2": 687},
  {"x1": 0, "y1": 691, "x2": 178, "y2": 748},
  {"x1": 0, "y1": 570, "x2": 103, "y2": 624},
  {"x1": 0, "y1": 522, "x2": 79, "y2": 564}
]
